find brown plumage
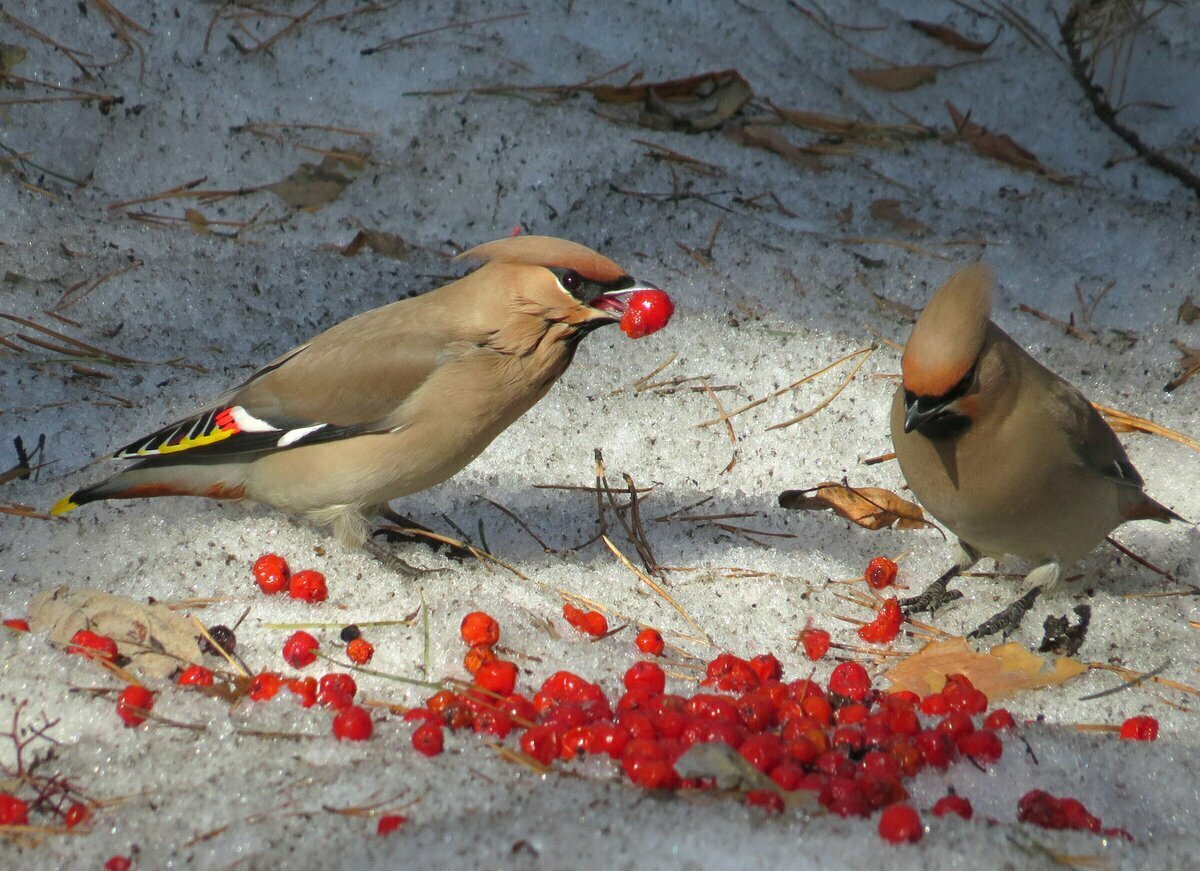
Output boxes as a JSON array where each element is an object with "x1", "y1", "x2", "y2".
[
  {"x1": 891, "y1": 262, "x2": 1182, "y2": 607},
  {"x1": 53, "y1": 236, "x2": 665, "y2": 547}
]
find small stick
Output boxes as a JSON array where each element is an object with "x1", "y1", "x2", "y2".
[
  {"x1": 768, "y1": 346, "x2": 876, "y2": 429},
  {"x1": 601, "y1": 535, "x2": 709, "y2": 642}
]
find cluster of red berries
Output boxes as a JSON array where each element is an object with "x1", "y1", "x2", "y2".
[
  {"x1": 252, "y1": 553, "x2": 327, "y2": 602},
  {"x1": 1017, "y1": 789, "x2": 1129, "y2": 839}
]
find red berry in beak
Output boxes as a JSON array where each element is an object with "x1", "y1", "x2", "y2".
[{"x1": 619, "y1": 289, "x2": 674, "y2": 338}]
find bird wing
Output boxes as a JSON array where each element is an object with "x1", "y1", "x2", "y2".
[
  {"x1": 113, "y1": 301, "x2": 452, "y2": 461},
  {"x1": 1045, "y1": 376, "x2": 1144, "y2": 490}
]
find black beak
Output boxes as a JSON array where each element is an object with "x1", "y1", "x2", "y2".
[
  {"x1": 587, "y1": 278, "x2": 660, "y2": 321},
  {"x1": 903, "y1": 395, "x2": 949, "y2": 434}
]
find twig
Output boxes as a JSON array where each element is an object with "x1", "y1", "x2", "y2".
[
  {"x1": 601, "y1": 535, "x2": 709, "y2": 643},
  {"x1": 768, "y1": 346, "x2": 876, "y2": 429}
]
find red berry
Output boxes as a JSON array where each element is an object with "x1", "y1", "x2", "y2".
[
  {"x1": 563, "y1": 603, "x2": 608, "y2": 637},
  {"x1": 745, "y1": 789, "x2": 784, "y2": 814},
  {"x1": 346, "y1": 637, "x2": 374, "y2": 665},
  {"x1": 702, "y1": 653, "x2": 760, "y2": 693},
  {"x1": 3, "y1": 617, "x2": 30, "y2": 632},
  {"x1": 750, "y1": 653, "x2": 783, "y2": 683},
  {"x1": 619, "y1": 289, "x2": 674, "y2": 339},
  {"x1": 282, "y1": 630, "x2": 320, "y2": 668},
  {"x1": 588, "y1": 723, "x2": 630, "y2": 758},
  {"x1": 178, "y1": 664, "x2": 214, "y2": 687},
  {"x1": 799, "y1": 628, "x2": 831, "y2": 661},
  {"x1": 475, "y1": 660, "x2": 519, "y2": 697},
  {"x1": 376, "y1": 814, "x2": 406, "y2": 835},
  {"x1": 320, "y1": 672, "x2": 357, "y2": 699},
  {"x1": 252, "y1": 553, "x2": 290, "y2": 594},
  {"x1": 920, "y1": 692, "x2": 949, "y2": 716},
  {"x1": 865, "y1": 556, "x2": 899, "y2": 590},
  {"x1": 878, "y1": 803, "x2": 923, "y2": 844},
  {"x1": 332, "y1": 705, "x2": 373, "y2": 741},
  {"x1": 635, "y1": 628, "x2": 665, "y2": 656},
  {"x1": 472, "y1": 709, "x2": 513, "y2": 738},
  {"x1": 412, "y1": 722, "x2": 445, "y2": 757},
  {"x1": 460, "y1": 611, "x2": 500, "y2": 647},
  {"x1": 0, "y1": 793, "x2": 29, "y2": 825},
  {"x1": 739, "y1": 733, "x2": 784, "y2": 773},
  {"x1": 464, "y1": 643, "x2": 496, "y2": 674},
  {"x1": 520, "y1": 725, "x2": 561, "y2": 766},
  {"x1": 116, "y1": 685, "x2": 154, "y2": 727},
  {"x1": 1119, "y1": 715, "x2": 1158, "y2": 741},
  {"x1": 957, "y1": 729, "x2": 1003, "y2": 763},
  {"x1": 69, "y1": 628, "x2": 119, "y2": 662},
  {"x1": 932, "y1": 793, "x2": 973, "y2": 820},
  {"x1": 983, "y1": 708, "x2": 1016, "y2": 731},
  {"x1": 624, "y1": 661, "x2": 666, "y2": 695},
  {"x1": 828, "y1": 661, "x2": 871, "y2": 701},
  {"x1": 249, "y1": 671, "x2": 283, "y2": 701},
  {"x1": 288, "y1": 569, "x2": 328, "y2": 602},
  {"x1": 104, "y1": 858, "x2": 132, "y2": 871},
  {"x1": 64, "y1": 801, "x2": 90, "y2": 829},
  {"x1": 857, "y1": 598, "x2": 903, "y2": 644}
]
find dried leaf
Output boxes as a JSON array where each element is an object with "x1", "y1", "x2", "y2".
[
  {"x1": 729, "y1": 124, "x2": 827, "y2": 171},
  {"x1": 883, "y1": 636, "x2": 1086, "y2": 700},
  {"x1": 593, "y1": 70, "x2": 752, "y2": 133},
  {"x1": 674, "y1": 743, "x2": 818, "y2": 811},
  {"x1": 1164, "y1": 341, "x2": 1200, "y2": 393},
  {"x1": 778, "y1": 482, "x2": 929, "y2": 531},
  {"x1": 946, "y1": 101, "x2": 1070, "y2": 182},
  {"x1": 869, "y1": 290, "x2": 918, "y2": 322},
  {"x1": 265, "y1": 156, "x2": 355, "y2": 209},
  {"x1": 868, "y1": 199, "x2": 929, "y2": 236},
  {"x1": 907, "y1": 20, "x2": 996, "y2": 53},
  {"x1": 771, "y1": 105, "x2": 929, "y2": 141},
  {"x1": 29, "y1": 586, "x2": 204, "y2": 678},
  {"x1": 850, "y1": 64, "x2": 939, "y2": 92},
  {"x1": 1177, "y1": 296, "x2": 1199, "y2": 325},
  {"x1": 184, "y1": 208, "x2": 210, "y2": 235},
  {"x1": 1095, "y1": 403, "x2": 1200, "y2": 452},
  {"x1": 340, "y1": 228, "x2": 409, "y2": 260},
  {"x1": 0, "y1": 43, "x2": 27, "y2": 77}
]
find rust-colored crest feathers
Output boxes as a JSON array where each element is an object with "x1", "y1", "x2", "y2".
[
  {"x1": 455, "y1": 235, "x2": 626, "y2": 283},
  {"x1": 902, "y1": 262, "x2": 994, "y2": 397}
]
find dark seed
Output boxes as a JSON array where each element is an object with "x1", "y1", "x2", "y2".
[
  {"x1": 340, "y1": 624, "x2": 362, "y2": 642},
  {"x1": 204, "y1": 624, "x2": 237, "y2": 655}
]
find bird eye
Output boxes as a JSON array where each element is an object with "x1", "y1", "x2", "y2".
[{"x1": 561, "y1": 270, "x2": 582, "y2": 293}]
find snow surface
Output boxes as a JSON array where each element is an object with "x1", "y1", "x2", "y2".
[{"x1": 2, "y1": 0, "x2": 1199, "y2": 867}]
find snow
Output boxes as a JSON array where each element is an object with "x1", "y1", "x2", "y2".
[{"x1": 2, "y1": 0, "x2": 1198, "y2": 867}]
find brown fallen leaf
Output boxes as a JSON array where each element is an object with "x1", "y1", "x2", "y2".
[
  {"x1": 869, "y1": 290, "x2": 918, "y2": 322},
  {"x1": 0, "y1": 43, "x2": 26, "y2": 77},
  {"x1": 770, "y1": 103, "x2": 930, "y2": 142},
  {"x1": 850, "y1": 64, "x2": 940, "y2": 92},
  {"x1": 778, "y1": 482, "x2": 930, "y2": 531},
  {"x1": 265, "y1": 155, "x2": 357, "y2": 209},
  {"x1": 1095, "y1": 402, "x2": 1200, "y2": 452},
  {"x1": 883, "y1": 636, "x2": 1086, "y2": 700},
  {"x1": 184, "y1": 208, "x2": 210, "y2": 235},
  {"x1": 946, "y1": 101, "x2": 1071, "y2": 182},
  {"x1": 593, "y1": 69, "x2": 753, "y2": 133},
  {"x1": 340, "y1": 228, "x2": 409, "y2": 260},
  {"x1": 907, "y1": 19, "x2": 997, "y2": 53},
  {"x1": 1177, "y1": 296, "x2": 1199, "y2": 325},
  {"x1": 729, "y1": 124, "x2": 827, "y2": 171},
  {"x1": 869, "y1": 199, "x2": 929, "y2": 236},
  {"x1": 29, "y1": 586, "x2": 204, "y2": 678},
  {"x1": 1164, "y1": 340, "x2": 1200, "y2": 393}
]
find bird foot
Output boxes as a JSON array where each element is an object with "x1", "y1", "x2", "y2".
[
  {"x1": 360, "y1": 538, "x2": 443, "y2": 578},
  {"x1": 900, "y1": 565, "x2": 964, "y2": 616},
  {"x1": 371, "y1": 524, "x2": 473, "y2": 562},
  {"x1": 967, "y1": 586, "x2": 1043, "y2": 640}
]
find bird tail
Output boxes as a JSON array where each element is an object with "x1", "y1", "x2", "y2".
[
  {"x1": 1122, "y1": 495, "x2": 1188, "y2": 525},
  {"x1": 51, "y1": 460, "x2": 249, "y2": 516}
]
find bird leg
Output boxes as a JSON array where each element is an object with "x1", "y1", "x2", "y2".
[
  {"x1": 900, "y1": 564, "x2": 965, "y2": 616},
  {"x1": 360, "y1": 538, "x2": 438, "y2": 578},
  {"x1": 373, "y1": 507, "x2": 474, "y2": 562},
  {"x1": 967, "y1": 586, "x2": 1043, "y2": 639}
]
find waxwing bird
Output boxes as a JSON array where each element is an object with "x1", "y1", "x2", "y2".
[
  {"x1": 890, "y1": 262, "x2": 1183, "y2": 637},
  {"x1": 52, "y1": 236, "x2": 667, "y2": 562}
]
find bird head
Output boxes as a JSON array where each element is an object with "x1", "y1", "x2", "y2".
[
  {"x1": 454, "y1": 236, "x2": 662, "y2": 336},
  {"x1": 900, "y1": 262, "x2": 994, "y2": 437}
]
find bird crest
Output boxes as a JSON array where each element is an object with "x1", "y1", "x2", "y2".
[
  {"x1": 902, "y1": 262, "x2": 994, "y2": 398},
  {"x1": 456, "y1": 235, "x2": 627, "y2": 283}
]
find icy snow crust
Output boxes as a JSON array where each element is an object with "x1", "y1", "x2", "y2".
[{"x1": 1, "y1": 1, "x2": 1198, "y2": 868}]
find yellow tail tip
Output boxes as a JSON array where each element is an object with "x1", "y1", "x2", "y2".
[{"x1": 50, "y1": 495, "x2": 79, "y2": 516}]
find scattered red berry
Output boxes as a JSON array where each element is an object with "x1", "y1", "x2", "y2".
[
  {"x1": 1017, "y1": 789, "x2": 1108, "y2": 834},
  {"x1": 64, "y1": 801, "x2": 91, "y2": 829},
  {"x1": 252, "y1": 553, "x2": 289, "y2": 594},
  {"x1": 376, "y1": 814, "x2": 407, "y2": 835},
  {"x1": 828, "y1": 661, "x2": 872, "y2": 701},
  {"x1": 178, "y1": 664, "x2": 215, "y2": 687},
  {"x1": 983, "y1": 708, "x2": 1016, "y2": 731},
  {"x1": 799, "y1": 627, "x2": 831, "y2": 661},
  {"x1": 635, "y1": 627, "x2": 665, "y2": 656},
  {"x1": 346, "y1": 637, "x2": 374, "y2": 665},
  {"x1": 562, "y1": 603, "x2": 608, "y2": 637},
  {"x1": 288, "y1": 569, "x2": 328, "y2": 602},
  {"x1": 116, "y1": 685, "x2": 154, "y2": 727},
  {"x1": 411, "y1": 722, "x2": 445, "y2": 757},
  {"x1": 286, "y1": 676, "x2": 318, "y2": 707},
  {"x1": 475, "y1": 660, "x2": 519, "y2": 697},
  {"x1": 1119, "y1": 715, "x2": 1158, "y2": 741},
  {"x1": 878, "y1": 803, "x2": 923, "y2": 844},
  {"x1": 0, "y1": 793, "x2": 29, "y2": 826},
  {"x1": 104, "y1": 857, "x2": 131, "y2": 871},
  {"x1": 332, "y1": 705, "x2": 373, "y2": 741},
  {"x1": 932, "y1": 793, "x2": 973, "y2": 820},
  {"x1": 69, "y1": 628, "x2": 118, "y2": 662},
  {"x1": 249, "y1": 671, "x2": 283, "y2": 702},
  {"x1": 619, "y1": 289, "x2": 674, "y2": 339},
  {"x1": 460, "y1": 612, "x2": 500, "y2": 647},
  {"x1": 857, "y1": 598, "x2": 903, "y2": 644},
  {"x1": 282, "y1": 630, "x2": 320, "y2": 668},
  {"x1": 865, "y1": 556, "x2": 899, "y2": 590},
  {"x1": 463, "y1": 643, "x2": 496, "y2": 675},
  {"x1": 3, "y1": 617, "x2": 30, "y2": 632}
]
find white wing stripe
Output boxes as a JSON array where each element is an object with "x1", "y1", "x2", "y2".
[
  {"x1": 230, "y1": 406, "x2": 279, "y2": 433},
  {"x1": 277, "y1": 424, "x2": 326, "y2": 447}
]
